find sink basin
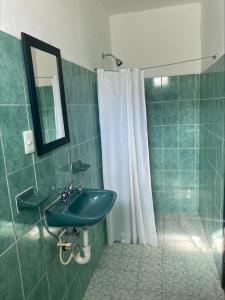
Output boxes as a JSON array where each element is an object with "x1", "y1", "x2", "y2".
[{"x1": 45, "y1": 188, "x2": 117, "y2": 227}]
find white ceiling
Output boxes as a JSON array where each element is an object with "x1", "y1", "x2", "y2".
[{"x1": 100, "y1": 0, "x2": 201, "y2": 15}]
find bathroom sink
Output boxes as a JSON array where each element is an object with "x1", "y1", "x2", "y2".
[{"x1": 45, "y1": 188, "x2": 117, "y2": 227}]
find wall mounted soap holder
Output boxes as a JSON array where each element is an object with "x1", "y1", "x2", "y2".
[
  {"x1": 16, "y1": 186, "x2": 49, "y2": 211},
  {"x1": 71, "y1": 160, "x2": 91, "y2": 173}
]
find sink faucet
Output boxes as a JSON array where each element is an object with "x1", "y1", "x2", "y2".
[
  {"x1": 58, "y1": 189, "x2": 69, "y2": 206},
  {"x1": 58, "y1": 184, "x2": 82, "y2": 206},
  {"x1": 67, "y1": 184, "x2": 83, "y2": 194}
]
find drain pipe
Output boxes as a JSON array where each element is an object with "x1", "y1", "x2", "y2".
[{"x1": 74, "y1": 227, "x2": 91, "y2": 264}]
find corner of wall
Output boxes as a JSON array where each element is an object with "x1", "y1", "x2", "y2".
[{"x1": 200, "y1": 0, "x2": 225, "y2": 72}]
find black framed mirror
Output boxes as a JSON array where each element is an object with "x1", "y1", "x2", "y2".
[{"x1": 21, "y1": 32, "x2": 70, "y2": 155}]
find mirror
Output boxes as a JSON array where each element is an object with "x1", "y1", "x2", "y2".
[
  {"x1": 32, "y1": 48, "x2": 65, "y2": 144},
  {"x1": 21, "y1": 33, "x2": 70, "y2": 155}
]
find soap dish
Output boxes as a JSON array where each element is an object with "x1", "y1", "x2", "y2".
[
  {"x1": 16, "y1": 186, "x2": 49, "y2": 211},
  {"x1": 71, "y1": 160, "x2": 91, "y2": 173}
]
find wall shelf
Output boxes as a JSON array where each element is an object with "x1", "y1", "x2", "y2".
[
  {"x1": 16, "y1": 186, "x2": 49, "y2": 211},
  {"x1": 71, "y1": 160, "x2": 91, "y2": 173}
]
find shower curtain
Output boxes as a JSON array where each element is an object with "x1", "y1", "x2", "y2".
[
  {"x1": 52, "y1": 75, "x2": 65, "y2": 139},
  {"x1": 97, "y1": 69, "x2": 157, "y2": 246}
]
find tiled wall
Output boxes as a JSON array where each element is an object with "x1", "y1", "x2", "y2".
[
  {"x1": 0, "y1": 30, "x2": 106, "y2": 300},
  {"x1": 145, "y1": 75, "x2": 200, "y2": 214},
  {"x1": 199, "y1": 56, "x2": 225, "y2": 276}
]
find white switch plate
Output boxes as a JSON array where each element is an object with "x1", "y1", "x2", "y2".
[{"x1": 23, "y1": 130, "x2": 35, "y2": 154}]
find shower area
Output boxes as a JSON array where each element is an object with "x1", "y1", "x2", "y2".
[
  {"x1": 84, "y1": 55, "x2": 225, "y2": 299},
  {"x1": 145, "y1": 56, "x2": 225, "y2": 279}
]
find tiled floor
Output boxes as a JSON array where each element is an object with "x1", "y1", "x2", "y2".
[{"x1": 83, "y1": 214, "x2": 225, "y2": 300}]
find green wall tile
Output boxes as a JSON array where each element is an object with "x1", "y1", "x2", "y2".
[
  {"x1": 213, "y1": 71, "x2": 225, "y2": 99},
  {"x1": 67, "y1": 273, "x2": 82, "y2": 300},
  {"x1": 162, "y1": 101, "x2": 178, "y2": 125},
  {"x1": 148, "y1": 126, "x2": 162, "y2": 148},
  {"x1": 0, "y1": 140, "x2": 5, "y2": 178},
  {"x1": 179, "y1": 125, "x2": 196, "y2": 148},
  {"x1": 7, "y1": 165, "x2": 40, "y2": 238},
  {"x1": 67, "y1": 106, "x2": 80, "y2": 146},
  {"x1": 200, "y1": 72, "x2": 213, "y2": 100},
  {"x1": 69, "y1": 145, "x2": 82, "y2": 186},
  {"x1": 179, "y1": 196, "x2": 197, "y2": 213},
  {"x1": 163, "y1": 125, "x2": 178, "y2": 148},
  {"x1": 90, "y1": 137, "x2": 102, "y2": 169},
  {"x1": 47, "y1": 257, "x2": 67, "y2": 300},
  {"x1": 27, "y1": 275, "x2": 50, "y2": 300},
  {"x1": 35, "y1": 156, "x2": 56, "y2": 193},
  {"x1": 179, "y1": 100, "x2": 195, "y2": 124},
  {"x1": 179, "y1": 171, "x2": 196, "y2": 190},
  {"x1": 43, "y1": 224, "x2": 59, "y2": 265},
  {"x1": 0, "y1": 106, "x2": 32, "y2": 173},
  {"x1": 53, "y1": 146, "x2": 71, "y2": 189},
  {"x1": 147, "y1": 102, "x2": 162, "y2": 126},
  {"x1": 161, "y1": 76, "x2": 178, "y2": 101},
  {"x1": 0, "y1": 31, "x2": 25, "y2": 105},
  {"x1": 179, "y1": 74, "x2": 196, "y2": 100},
  {"x1": 72, "y1": 64, "x2": 82, "y2": 105},
  {"x1": 214, "y1": 175, "x2": 223, "y2": 213},
  {"x1": 164, "y1": 171, "x2": 179, "y2": 191},
  {"x1": 151, "y1": 171, "x2": 163, "y2": 191},
  {"x1": 65, "y1": 259, "x2": 79, "y2": 289},
  {"x1": 162, "y1": 191, "x2": 179, "y2": 213},
  {"x1": 0, "y1": 175, "x2": 14, "y2": 255},
  {"x1": 179, "y1": 149, "x2": 196, "y2": 171},
  {"x1": 150, "y1": 148, "x2": 162, "y2": 170},
  {"x1": 163, "y1": 149, "x2": 178, "y2": 170},
  {"x1": 80, "y1": 69, "x2": 91, "y2": 105},
  {"x1": 145, "y1": 78, "x2": 162, "y2": 102},
  {"x1": 0, "y1": 245, "x2": 24, "y2": 300},
  {"x1": 195, "y1": 125, "x2": 200, "y2": 148},
  {"x1": 62, "y1": 59, "x2": 73, "y2": 104},
  {"x1": 152, "y1": 191, "x2": 163, "y2": 213},
  {"x1": 196, "y1": 74, "x2": 200, "y2": 99},
  {"x1": 77, "y1": 105, "x2": 92, "y2": 143},
  {"x1": 17, "y1": 222, "x2": 46, "y2": 297},
  {"x1": 178, "y1": 171, "x2": 197, "y2": 212}
]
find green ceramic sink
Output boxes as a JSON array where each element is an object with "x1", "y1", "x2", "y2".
[{"x1": 45, "y1": 188, "x2": 117, "y2": 227}]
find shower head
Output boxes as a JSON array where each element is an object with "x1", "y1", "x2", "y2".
[
  {"x1": 102, "y1": 53, "x2": 123, "y2": 67},
  {"x1": 115, "y1": 58, "x2": 123, "y2": 67}
]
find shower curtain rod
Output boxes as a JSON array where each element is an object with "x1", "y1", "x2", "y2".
[
  {"x1": 96, "y1": 54, "x2": 216, "y2": 72},
  {"x1": 35, "y1": 76, "x2": 54, "y2": 78}
]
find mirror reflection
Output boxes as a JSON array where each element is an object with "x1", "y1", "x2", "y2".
[{"x1": 31, "y1": 48, "x2": 65, "y2": 144}]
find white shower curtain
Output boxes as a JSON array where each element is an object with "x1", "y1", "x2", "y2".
[
  {"x1": 97, "y1": 69, "x2": 157, "y2": 246},
  {"x1": 52, "y1": 75, "x2": 65, "y2": 139}
]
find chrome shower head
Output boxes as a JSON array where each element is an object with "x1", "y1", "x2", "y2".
[
  {"x1": 115, "y1": 58, "x2": 123, "y2": 67},
  {"x1": 102, "y1": 53, "x2": 123, "y2": 67}
]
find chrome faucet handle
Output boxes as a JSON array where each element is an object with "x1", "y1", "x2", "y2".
[
  {"x1": 67, "y1": 183, "x2": 74, "y2": 195},
  {"x1": 76, "y1": 186, "x2": 83, "y2": 193},
  {"x1": 58, "y1": 190, "x2": 69, "y2": 206},
  {"x1": 58, "y1": 187, "x2": 69, "y2": 205},
  {"x1": 67, "y1": 183, "x2": 73, "y2": 191},
  {"x1": 58, "y1": 187, "x2": 66, "y2": 196}
]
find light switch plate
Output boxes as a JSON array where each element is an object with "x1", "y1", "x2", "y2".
[{"x1": 23, "y1": 130, "x2": 35, "y2": 154}]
